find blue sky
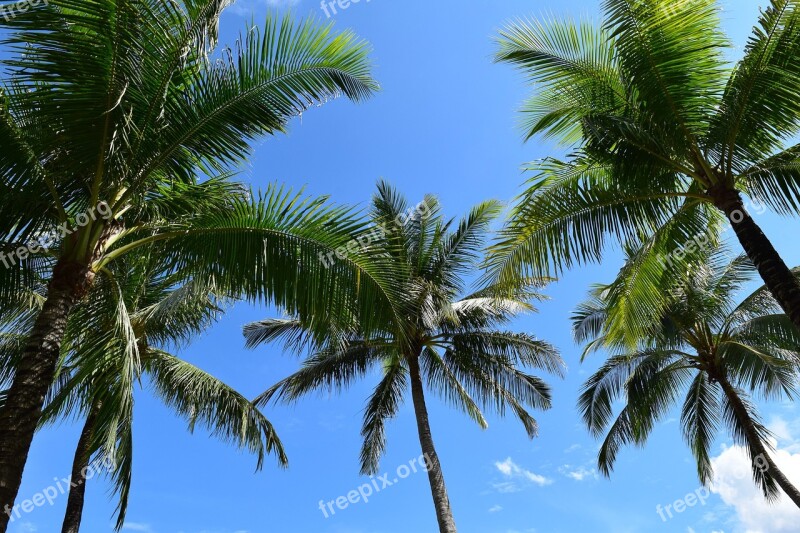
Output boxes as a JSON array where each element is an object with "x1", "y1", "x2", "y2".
[{"x1": 12, "y1": 1, "x2": 800, "y2": 532}]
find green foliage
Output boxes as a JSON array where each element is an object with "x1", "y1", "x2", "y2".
[
  {"x1": 490, "y1": 0, "x2": 800, "y2": 293},
  {"x1": 575, "y1": 248, "x2": 800, "y2": 497},
  {"x1": 0, "y1": 1, "x2": 383, "y2": 339},
  {"x1": 17, "y1": 252, "x2": 287, "y2": 530},
  {"x1": 247, "y1": 183, "x2": 565, "y2": 475},
  {"x1": 0, "y1": 4, "x2": 390, "y2": 521}
]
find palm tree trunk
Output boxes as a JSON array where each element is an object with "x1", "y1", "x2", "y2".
[
  {"x1": 407, "y1": 355, "x2": 458, "y2": 533},
  {"x1": 718, "y1": 375, "x2": 800, "y2": 508},
  {"x1": 61, "y1": 404, "x2": 100, "y2": 533},
  {"x1": 711, "y1": 187, "x2": 800, "y2": 330},
  {"x1": 0, "y1": 261, "x2": 91, "y2": 533}
]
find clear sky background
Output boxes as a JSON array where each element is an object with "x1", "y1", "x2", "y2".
[{"x1": 11, "y1": 1, "x2": 800, "y2": 532}]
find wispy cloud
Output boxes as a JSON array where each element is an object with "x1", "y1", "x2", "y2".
[
  {"x1": 558, "y1": 464, "x2": 598, "y2": 482},
  {"x1": 122, "y1": 524, "x2": 154, "y2": 533},
  {"x1": 493, "y1": 457, "x2": 552, "y2": 492},
  {"x1": 488, "y1": 505, "x2": 503, "y2": 513}
]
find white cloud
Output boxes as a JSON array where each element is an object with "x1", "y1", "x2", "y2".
[
  {"x1": 122, "y1": 524, "x2": 154, "y2": 533},
  {"x1": 495, "y1": 458, "x2": 516, "y2": 476},
  {"x1": 522, "y1": 470, "x2": 551, "y2": 486},
  {"x1": 710, "y1": 444, "x2": 800, "y2": 533},
  {"x1": 558, "y1": 464, "x2": 598, "y2": 482},
  {"x1": 493, "y1": 457, "x2": 553, "y2": 492},
  {"x1": 492, "y1": 481, "x2": 525, "y2": 493},
  {"x1": 488, "y1": 505, "x2": 503, "y2": 513}
]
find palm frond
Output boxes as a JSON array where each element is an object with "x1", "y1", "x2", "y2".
[
  {"x1": 485, "y1": 156, "x2": 687, "y2": 284},
  {"x1": 255, "y1": 340, "x2": 388, "y2": 405},
  {"x1": 739, "y1": 144, "x2": 800, "y2": 216},
  {"x1": 720, "y1": 387, "x2": 781, "y2": 501},
  {"x1": 448, "y1": 331, "x2": 565, "y2": 377},
  {"x1": 146, "y1": 349, "x2": 287, "y2": 470},
  {"x1": 129, "y1": 14, "x2": 377, "y2": 190},
  {"x1": 681, "y1": 373, "x2": 721, "y2": 485},
  {"x1": 360, "y1": 360, "x2": 406, "y2": 475},
  {"x1": 429, "y1": 199, "x2": 502, "y2": 292},
  {"x1": 710, "y1": 1, "x2": 800, "y2": 173},
  {"x1": 244, "y1": 318, "x2": 315, "y2": 352},
  {"x1": 496, "y1": 17, "x2": 626, "y2": 144},
  {"x1": 421, "y1": 347, "x2": 487, "y2": 430},
  {"x1": 603, "y1": 0, "x2": 727, "y2": 144},
  {"x1": 101, "y1": 186, "x2": 406, "y2": 344},
  {"x1": 719, "y1": 340, "x2": 798, "y2": 401}
]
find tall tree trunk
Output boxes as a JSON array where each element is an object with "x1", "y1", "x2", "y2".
[
  {"x1": 407, "y1": 355, "x2": 458, "y2": 533},
  {"x1": 711, "y1": 187, "x2": 800, "y2": 330},
  {"x1": 61, "y1": 404, "x2": 100, "y2": 533},
  {"x1": 718, "y1": 375, "x2": 800, "y2": 508},
  {"x1": 0, "y1": 261, "x2": 91, "y2": 533}
]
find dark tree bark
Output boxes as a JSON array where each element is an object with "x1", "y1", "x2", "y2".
[
  {"x1": 711, "y1": 187, "x2": 800, "y2": 330},
  {"x1": 718, "y1": 376, "x2": 800, "y2": 508},
  {"x1": 407, "y1": 355, "x2": 458, "y2": 533},
  {"x1": 0, "y1": 260, "x2": 92, "y2": 533},
  {"x1": 61, "y1": 404, "x2": 100, "y2": 533}
]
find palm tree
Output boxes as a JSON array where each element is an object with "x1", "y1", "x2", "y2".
[
  {"x1": 489, "y1": 0, "x2": 800, "y2": 334},
  {"x1": 0, "y1": 253, "x2": 286, "y2": 532},
  {"x1": 244, "y1": 183, "x2": 565, "y2": 533},
  {"x1": 574, "y1": 248, "x2": 800, "y2": 508},
  {"x1": 32, "y1": 253, "x2": 285, "y2": 532},
  {"x1": 0, "y1": 2, "x2": 387, "y2": 522}
]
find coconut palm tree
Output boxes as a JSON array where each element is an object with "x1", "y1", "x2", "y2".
[
  {"x1": 489, "y1": 0, "x2": 800, "y2": 334},
  {"x1": 0, "y1": 2, "x2": 387, "y2": 521},
  {"x1": 1, "y1": 252, "x2": 287, "y2": 532},
  {"x1": 244, "y1": 183, "x2": 565, "y2": 533},
  {"x1": 575, "y1": 248, "x2": 800, "y2": 508}
]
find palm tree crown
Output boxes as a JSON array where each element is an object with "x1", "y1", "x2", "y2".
[
  {"x1": 0, "y1": 2, "x2": 387, "y2": 520},
  {"x1": 245, "y1": 182, "x2": 565, "y2": 533},
  {"x1": 489, "y1": 0, "x2": 800, "y2": 333},
  {"x1": 575, "y1": 248, "x2": 800, "y2": 506},
  {"x1": 3, "y1": 251, "x2": 287, "y2": 530}
]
